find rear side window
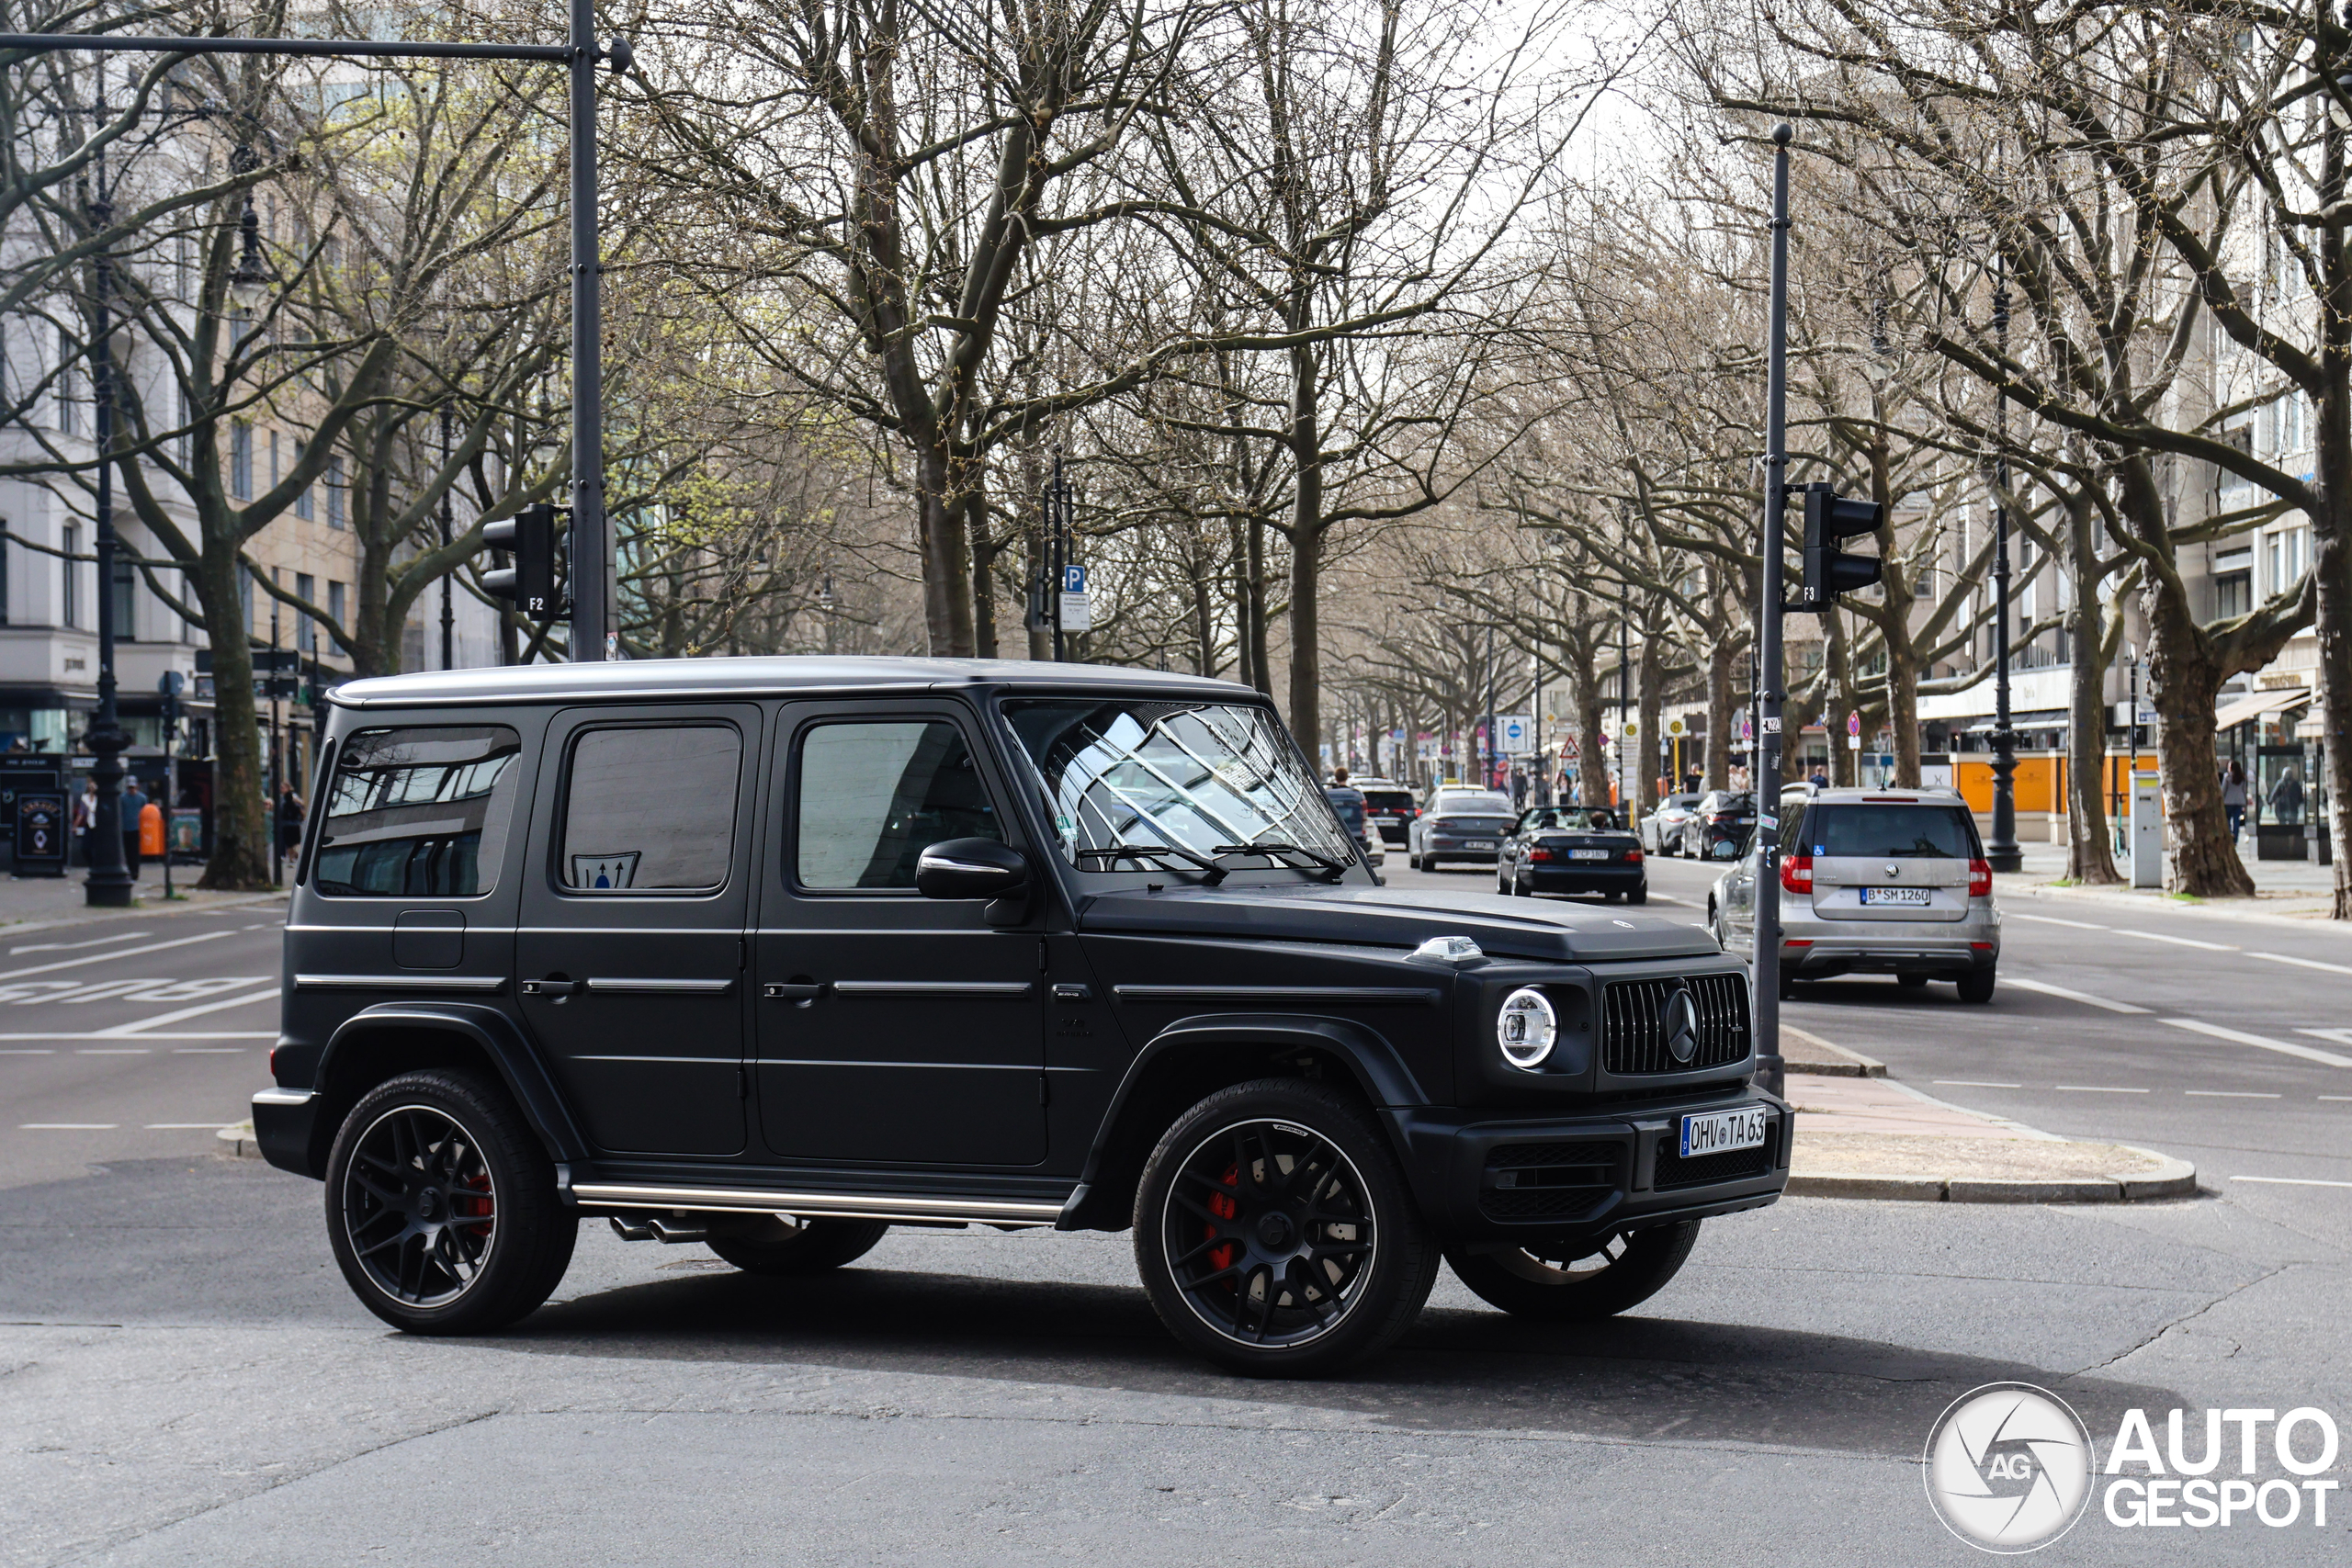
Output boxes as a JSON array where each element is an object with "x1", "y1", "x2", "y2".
[
  {"x1": 315, "y1": 726, "x2": 522, "y2": 897},
  {"x1": 1324, "y1": 788, "x2": 1365, "y2": 833},
  {"x1": 560, "y1": 725, "x2": 741, "y2": 891},
  {"x1": 1363, "y1": 791, "x2": 1414, "y2": 811},
  {"x1": 1808, "y1": 804, "x2": 1981, "y2": 859},
  {"x1": 1434, "y1": 795, "x2": 1513, "y2": 818},
  {"x1": 797, "y1": 720, "x2": 1001, "y2": 889}
]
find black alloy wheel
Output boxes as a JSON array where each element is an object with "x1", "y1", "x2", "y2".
[
  {"x1": 705, "y1": 1214, "x2": 889, "y2": 1275},
  {"x1": 325, "y1": 1070, "x2": 577, "y2": 1335},
  {"x1": 1445, "y1": 1222, "x2": 1701, "y2": 1322},
  {"x1": 1136, "y1": 1079, "x2": 1437, "y2": 1376}
]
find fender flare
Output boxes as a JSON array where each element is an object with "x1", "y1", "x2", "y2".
[
  {"x1": 1058, "y1": 1011, "x2": 1430, "y2": 1231},
  {"x1": 315, "y1": 1002, "x2": 591, "y2": 1168}
]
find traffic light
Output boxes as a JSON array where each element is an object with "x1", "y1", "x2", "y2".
[
  {"x1": 1798, "y1": 481, "x2": 1883, "y2": 607},
  {"x1": 483, "y1": 502, "x2": 560, "y2": 621}
]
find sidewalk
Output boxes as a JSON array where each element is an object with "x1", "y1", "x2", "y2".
[
  {"x1": 0, "y1": 869, "x2": 284, "y2": 935},
  {"x1": 1780, "y1": 1027, "x2": 2197, "y2": 1202},
  {"x1": 1993, "y1": 840, "x2": 2345, "y2": 927}
]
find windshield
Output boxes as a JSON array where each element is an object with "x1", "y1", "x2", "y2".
[
  {"x1": 1003, "y1": 699, "x2": 1356, "y2": 868},
  {"x1": 1806, "y1": 804, "x2": 1980, "y2": 860}
]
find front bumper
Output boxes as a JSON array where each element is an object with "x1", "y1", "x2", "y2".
[
  {"x1": 252, "y1": 1087, "x2": 323, "y2": 1178},
  {"x1": 1383, "y1": 1090, "x2": 1790, "y2": 1249}
]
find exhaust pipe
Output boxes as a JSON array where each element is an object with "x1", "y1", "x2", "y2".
[{"x1": 606, "y1": 1213, "x2": 711, "y2": 1244}]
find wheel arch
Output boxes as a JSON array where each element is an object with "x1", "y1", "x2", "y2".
[
  {"x1": 1056, "y1": 1012, "x2": 1428, "y2": 1233},
  {"x1": 308, "y1": 1003, "x2": 590, "y2": 1178}
]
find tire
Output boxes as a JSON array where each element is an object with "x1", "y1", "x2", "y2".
[
  {"x1": 1627, "y1": 885, "x2": 1647, "y2": 906},
  {"x1": 1134, "y1": 1078, "x2": 1439, "y2": 1378},
  {"x1": 1408, "y1": 853, "x2": 1421, "y2": 871},
  {"x1": 1957, "y1": 967, "x2": 1996, "y2": 1004},
  {"x1": 324, "y1": 1069, "x2": 578, "y2": 1336},
  {"x1": 1447, "y1": 1222, "x2": 1701, "y2": 1322},
  {"x1": 1896, "y1": 973, "x2": 1928, "y2": 989},
  {"x1": 705, "y1": 1214, "x2": 889, "y2": 1275}
]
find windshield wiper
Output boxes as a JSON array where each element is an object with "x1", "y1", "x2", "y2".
[
  {"x1": 1212, "y1": 842, "x2": 1349, "y2": 882},
  {"x1": 1074, "y1": 842, "x2": 1227, "y2": 885}
]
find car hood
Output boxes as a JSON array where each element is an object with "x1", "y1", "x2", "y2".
[{"x1": 1075, "y1": 883, "x2": 1719, "y2": 962}]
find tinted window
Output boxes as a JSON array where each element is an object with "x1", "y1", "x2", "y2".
[
  {"x1": 314, "y1": 727, "x2": 521, "y2": 897},
  {"x1": 797, "y1": 720, "x2": 1001, "y2": 889},
  {"x1": 1363, "y1": 791, "x2": 1415, "y2": 811},
  {"x1": 560, "y1": 725, "x2": 741, "y2": 891},
  {"x1": 1432, "y1": 795, "x2": 1513, "y2": 819},
  {"x1": 1323, "y1": 788, "x2": 1366, "y2": 833},
  {"x1": 1807, "y1": 804, "x2": 1980, "y2": 860}
]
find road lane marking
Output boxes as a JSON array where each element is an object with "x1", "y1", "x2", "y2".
[
  {"x1": 2298, "y1": 1028, "x2": 2352, "y2": 1047},
  {"x1": 74, "y1": 1048, "x2": 149, "y2": 1055},
  {"x1": 1935, "y1": 1080, "x2": 2022, "y2": 1089},
  {"x1": 18, "y1": 1123, "x2": 117, "y2": 1130},
  {"x1": 2054, "y1": 1085, "x2": 2149, "y2": 1093},
  {"x1": 0, "y1": 930, "x2": 233, "y2": 984},
  {"x1": 2234, "y1": 1176, "x2": 2352, "y2": 1189},
  {"x1": 170, "y1": 1047, "x2": 246, "y2": 1055},
  {"x1": 142, "y1": 1122, "x2": 229, "y2": 1130},
  {"x1": 2117, "y1": 929, "x2": 2238, "y2": 952},
  {"x1": 2254, "y1": 952, "x2": 2352, "y2": 978},
  {"x1": 2186, "y1": 1090, "x2": 2283, "y2": 1099},
  {"x1": 2164, "y1": 1018, "x2": 2352, "y2": 1067},
  {"x1": 2320, "y1": 1096, "x2": 2352, "y2": 1102},
  {"x1": 2008, "y1": 913, "x2": 2110, "y2": 930},
  {"x1": 2006, "y1": 976, "x2": 2152, "y2": 1014},
  {"x1": 0, "y1": 1032, "x2": 276, "y2": 1042},
  {"x1": 9, "y1": 931, "x2": 147, "y2": 955},
  {"x1": 0, "y1": 1048, "x2": 54, "y2": 1055},
  {"x1": 96, "y1": 986, "x2": 281, "y2": 1037}
]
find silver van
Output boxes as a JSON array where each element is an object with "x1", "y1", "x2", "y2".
[{"x1": 1707, "y1": 787, "x2": 1999, "y2": 1002}]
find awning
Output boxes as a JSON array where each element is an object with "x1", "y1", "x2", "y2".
[
  {"x1": 1962, "y1": 710, "x2": 2070, "y2": 733},
  {"x1": 2215, "y1": 687, "x2": 2311, "y2": 730}
]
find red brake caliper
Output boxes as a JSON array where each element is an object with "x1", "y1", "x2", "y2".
[
  {"x1": 457, "y1": 1172, "x2": 493, "y2": 1238},
  {"x1": 1206, "y1": 1163, "x2": 1239, "y2": 1276}
]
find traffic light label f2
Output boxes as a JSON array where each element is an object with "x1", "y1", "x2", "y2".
[
  {"x1": 483, "y1": 503, "x2": 562, "y2": 622},
  {"x1": 1794, "y1": 481, "x2": 1883, "y2": 610}
]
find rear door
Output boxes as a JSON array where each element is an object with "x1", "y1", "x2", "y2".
[
  {"x1": 514, "y1": 705, "x2": 758, "y2": 1157},
  {"x1": 752, "y1": 701, "x2": 1047, "y2": 1168},
  {"x1": 1805, "y1": 799, "x2": 1977, "y2": 921}
]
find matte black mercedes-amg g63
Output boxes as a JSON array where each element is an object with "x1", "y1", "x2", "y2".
[{"x1": 256, "y1": 659, "x2": 1786, "y2": 1375}]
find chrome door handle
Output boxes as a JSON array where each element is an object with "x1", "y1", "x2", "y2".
[
  {"x1": 521, "y1": 978, "x2": 578, "y2": 998},
  {"x1": 762, "y1": 982, "x2": 824, "y2": 1001}
]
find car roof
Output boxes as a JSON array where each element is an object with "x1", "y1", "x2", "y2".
[
  {"x1": 1800, "y1": 787, "x2": 1969, "y2": 804},
  {"x1": 326, "y1": 656, "x2": 1260, "y2": 710}
]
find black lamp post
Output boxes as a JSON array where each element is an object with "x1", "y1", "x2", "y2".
[
  {"x1": 1985, "y1": 264, "x2": 2022, "y2": 871},
  {"x1": 78, "y1": 85, "x2": 132, "y2": 908}
]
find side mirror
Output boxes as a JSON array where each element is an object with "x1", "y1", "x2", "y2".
[{"x1": 916, "y1": 838, "x2": 1030, "y2": 901}]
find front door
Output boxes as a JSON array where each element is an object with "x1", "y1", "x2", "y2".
[
  {"x1": 753, "y1": 702, "x2": 1046, "y2": 1168},
  {"x1": 515, "y1": 705, "x2": 760, "y2": 1157}
]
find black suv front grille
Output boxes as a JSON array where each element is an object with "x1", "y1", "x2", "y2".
[
  {"x1": 1478, "y1": 1139, "x2": 1621, "y2": 1223},
  {"x1": 1653, "y1": 1133, "x2": 1774, "y2": 1190},
  {"x1": 1601, "y1": 974, "x2": 1750, "y2": 1075}
]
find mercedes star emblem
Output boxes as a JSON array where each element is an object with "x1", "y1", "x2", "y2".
[{"x1": 1661, "y1": 987, "x2": 1702, "y2": 1065}]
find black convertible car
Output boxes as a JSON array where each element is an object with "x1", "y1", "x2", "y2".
[{"x1": 1497, "y1": 807, "x2": 1648, "y2": 903}]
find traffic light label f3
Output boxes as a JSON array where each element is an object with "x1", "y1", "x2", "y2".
[{"x1": 1795, "y1": 481, "x2": 1883, "y2": 610}]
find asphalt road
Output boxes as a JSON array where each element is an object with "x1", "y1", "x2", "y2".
[{"x1": 5, "y1": 885, "x2": 2350, "y2": 1564}]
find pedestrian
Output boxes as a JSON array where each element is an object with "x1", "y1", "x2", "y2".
[
  {"x1": 1808, "y1": 767, "x2": 1828, "y2": 792},
  {"x1": 2267, "y1": 764, "x2": 2305, "y2": 827},
  {"x1": 119, "y1": 777, "x2": 147, "y2": 877},
  {"x1": 278, "y1": 784, "x2": 307, "y2": 856},
  {"x1": 2222, "y1": 760, "x2": 2247, "y2": 840},
  {"x1": 71, "y1": 777, "x2": 94, "y2": 866}
]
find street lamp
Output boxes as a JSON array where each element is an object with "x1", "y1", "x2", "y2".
[
  {"x1": 228, "y1": 184, "x2": 270, "y2": 310},
  {"x1": 1984, "y1": 261, "x2": 2023, "y2": 871}
]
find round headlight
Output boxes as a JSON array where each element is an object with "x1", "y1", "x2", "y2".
[{"x1": 1496, "y1": 987, "x2": 1557, "y2": 1069}]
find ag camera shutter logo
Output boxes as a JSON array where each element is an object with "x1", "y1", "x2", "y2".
[{"x1": 1923, "y1": 1382, "x2": 2094, "y2": 1552}]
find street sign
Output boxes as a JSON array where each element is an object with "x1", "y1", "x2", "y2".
[
  {"x1": 1057, "y1": 563, "x2": 1091, "y2": 633},
  {"x1": 1619, "y1": 717, "x2": 1639, "y2": 739},
  {"x1": 1666, "y1": 716, "x2": 1687, "y2": 738},
  {"x1": 1497, "y1": 715, "x2": 1532, "y2": 755},
  {"x1": 1847, "y1": 712, "x2": 1861, "y2": 736},
  {"x1": 12, "y1": 790, "x2": 64, "y2": 876}
]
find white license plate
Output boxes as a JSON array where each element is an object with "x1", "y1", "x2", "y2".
[
  {"x1": 1465, "y1": 840, "x2": 1497, "y2": 850},
  {"x1": 1680, "y1": 1107, "x2": 1768, "y2": 1158},
  {"x1": 1860, "y1": 886, "x2": 1932, "y2": 906},
  {"x1": 1569, "y1": 848, "x2": 1610, "y2": 860}
]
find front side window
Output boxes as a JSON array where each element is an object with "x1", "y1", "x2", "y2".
[
  {"x1": 560, "y1": 725, "x2": 741, "y2": 892},
  {"x1": 1004, "y1": 699, "x2": 1352, "y2": 867},
  {"x1": 314, "y1": 726, "x2": 521, "y2": 897},
  {"x1": 796, "y1": 720, "x2": 1001, "y2": 889}
]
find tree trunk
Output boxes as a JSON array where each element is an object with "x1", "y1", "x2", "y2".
[
  {"x1": 1634, "y1": 630, "x2": 1664, "y2": 833},
  {"x1": 915, "y1": 443, "x2": 974, "y2": 657},
  {"x1": 1245, "y1": 520, "x2": 1271, "y2": 695},
  {"x1": 967, "y1": 493, "x2": 997, "y2": 660},
  {"x1": 2065, "y1": 491, "x2": 2120, "y2": 883},
  {"x1": 2317, "y1": 395, "x2": 2352, "y2": 917},
  {"x1": 1285, "y1": 341, "x2": 1323, "y2": 750},
  {"x1": 1886, "y1": 651, "x2": 1921, "y2": 787},
  {"x1": 1706, "y1": 636, "x2": 1736, "y2": 789},
  {"x1": 195, "y1": 547, "x2": 271, "y2": 890}
]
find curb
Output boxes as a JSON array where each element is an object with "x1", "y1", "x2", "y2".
[
  {"x1": 217, "y1": 1120, "x2": 263, "y2": 1160},
  {"x1": 1781, "y1": 1024, "x2": 1886, "y2": 1077},
  {"x1": 1790, "y1": 1147, "x2": 2198, "y2": 1204},
  {"x1": 0, "y1": 889, "x2": 287, "y2": 941}
]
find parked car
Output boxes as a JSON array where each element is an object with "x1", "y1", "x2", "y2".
[
  {"x1": 1355, "y1": 778, "x2": 1419, "y2": 844},
  {"x1": 1322, "y1": 784, "x2": 1385, "y2": 869},
  {"x1": 1708, "y1": 787, "x2": 1998, "y2": 1002},
  {"x1": 1407, "y1": 789, "x2": 1519, "y2": 870},
  {"x1": 1498, "y1": 807, "x2": 1646, "y2": 903},
  {"x1": 254, "y1": 658, "x2": 1787, "y2": 1377},
  {"x1": 1678, "y1": 790, "x2": 1757, "y2": 860},
  {"x1": 1644, "y1": 793, "x2": 1703, "y2": 856}
]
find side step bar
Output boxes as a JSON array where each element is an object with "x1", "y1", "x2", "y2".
[{"x1": 571, "y1": 1181, "x2": 1065, "y2": 1230}]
